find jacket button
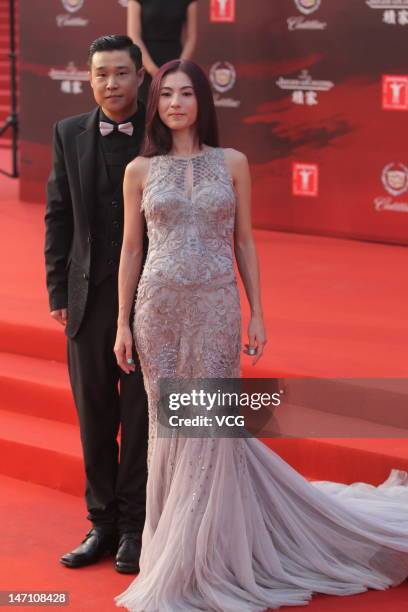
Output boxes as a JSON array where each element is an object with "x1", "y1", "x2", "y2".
[
  {"x1": 112, "y1": 201, "x2": 119, "y2": 208},
  {"x1": 87, "y1": 234, "x2": 93, "y2": 244},
  {"x1": 111, "y1": 240, "x2": 118, "y2": 247},
  {"x1": 107, "y1": 259, "x2": 114, "y2": 265},
  {"x1": 113, "y1": 220, "x2": 119, "y2": 227},
  {"x1": 83, "y1": 273, "x2": 89, "y2": 281}
]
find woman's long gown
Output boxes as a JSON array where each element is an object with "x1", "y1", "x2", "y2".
[{"x1": 115, "y1": 147, "x2": 408, "y2": 612}]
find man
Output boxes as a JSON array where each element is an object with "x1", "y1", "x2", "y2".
[{"x1": 44, "y1": 35, "x2": 148, "y2": 574}]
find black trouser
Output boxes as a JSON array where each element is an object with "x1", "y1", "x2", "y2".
[{"x1": 67, "y1": 274, "x2": 148, "y2": 535}]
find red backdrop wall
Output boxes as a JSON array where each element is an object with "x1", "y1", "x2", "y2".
[{"x1": 19, "y1": 0, "x2": 408, "y2": 244}]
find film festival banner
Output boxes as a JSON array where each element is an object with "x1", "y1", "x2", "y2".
[{"x1": 19, "y1": 1, "x2": 408, "y2": 244}]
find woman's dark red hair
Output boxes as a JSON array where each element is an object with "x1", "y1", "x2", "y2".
[{"x1": 141, "y1": 59, "x2": 219, "y2": 157}]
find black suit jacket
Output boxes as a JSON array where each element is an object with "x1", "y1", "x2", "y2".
[{"x1": 44, "y1": 107, "x2": 144, "y2": 338}]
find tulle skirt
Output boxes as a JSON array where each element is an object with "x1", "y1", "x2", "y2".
[{"x1": 115, "y1": 434, "x2": 408, "y2": 611}]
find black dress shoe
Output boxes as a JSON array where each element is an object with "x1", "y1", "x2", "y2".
[
  {"x1": 115, "y1": 532, "x2": 142, "y2": 574},
  {"x1": 60, "y1": 528, "x2": 118, "y2": 568}
]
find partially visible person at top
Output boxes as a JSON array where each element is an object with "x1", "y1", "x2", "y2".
[{"x1": 127, "y1": 0, "x2": 198, "y2": 103}]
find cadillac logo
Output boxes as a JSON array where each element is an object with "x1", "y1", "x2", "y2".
[
  {"x1": 295, "y1": 0, "x2": 321, "y2": 15},
  {"x1": 381, "y1": 163, "x2": 408, "y2": 196},
  {"x1": 62, "y1": 0, "x2": 84, "y2": 13},
  {"x1": 209, "y1": 62, "x2": 236, "y2": 93}
]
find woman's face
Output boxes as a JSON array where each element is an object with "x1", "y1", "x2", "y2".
[{"x1": 158, "y1": 71, "x2": 198, "y2": 132}]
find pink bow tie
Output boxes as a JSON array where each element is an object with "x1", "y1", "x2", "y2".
[{"x1": 99, "y1": 121, "x2": 134, "y2": 137}]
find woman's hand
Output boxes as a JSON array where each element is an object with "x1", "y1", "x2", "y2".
[
  {"x1": 245, "y1": 315, "x2": 267, "y2": 365},
  {"x1": 114, "y1": 323, "x2": 136, "y2": 374}
]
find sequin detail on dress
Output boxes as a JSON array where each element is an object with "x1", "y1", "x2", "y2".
[{"x1": 115, "y1": 148, "x2": 408, "y2": 612}]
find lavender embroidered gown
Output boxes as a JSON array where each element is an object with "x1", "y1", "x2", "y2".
[{"x1": 115, "y1": 148, "x2": 408, "y2": 611}]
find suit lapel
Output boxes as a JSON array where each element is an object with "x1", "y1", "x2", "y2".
[{"x1": 76, "y1": 107, "x2": 100, "y2": 227}]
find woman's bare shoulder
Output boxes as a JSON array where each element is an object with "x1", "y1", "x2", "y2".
[
  {"x1": 125, "y1": 156, "x2": 151, "y2": 187},
  {"x1": 126, "y1": 155, "x2": 150, "y2": 175},
  {"x1": 222, "y1": 147, "x2": 248, "y2": 165},
  {"x1": 221, "y1": 148, "x2": 249, "y2": 183}
]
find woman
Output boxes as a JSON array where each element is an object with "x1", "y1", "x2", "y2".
[
  {"x1": 114, "y1": 60, "x2": 408, "y2": 611},
  {"x1": 127, "y1": 0, "x2": 198, "y2": 102}
]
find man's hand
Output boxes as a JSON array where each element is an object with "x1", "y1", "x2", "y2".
[{"x1": 50, "y1": 308, "x2": 68, "y2": 326}]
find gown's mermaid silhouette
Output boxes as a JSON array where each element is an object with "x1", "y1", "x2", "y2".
[{"x1": 115, "y1": 148, "x2": 408, "y2": 611}]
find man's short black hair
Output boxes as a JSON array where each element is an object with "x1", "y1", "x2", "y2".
[{"x1": 88, "y1": 35, "x2": 142, "y2": 70}]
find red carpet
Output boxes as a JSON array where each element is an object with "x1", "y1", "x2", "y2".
[
  {"x1": 1, "y1": 473, "x2": 408, "y2": 612},
  {"x1": 1, "y1": 154, "x2": 408, "y2": 609}
]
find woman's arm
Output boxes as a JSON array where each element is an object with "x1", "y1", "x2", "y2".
[
  {"x1": 226, "y1": 149, "x2": 267, "y2": 365},
  {"x1": 127, "y1": 0, "x2": 159, "y2": 76},
  {"x1": 180, "y1": 1, "x2": 198, "y2": 60},
  {"x1": 114, "y1": 157, "x2": 148, "y2": 373}
]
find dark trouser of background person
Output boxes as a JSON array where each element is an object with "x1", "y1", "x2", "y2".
[{"x1": 128, "y1": 0, "x2": 198, "y2": 104}]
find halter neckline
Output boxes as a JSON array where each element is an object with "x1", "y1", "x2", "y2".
[{"x1": 165, "y1": 146, "x2": 217, "y2": 160}]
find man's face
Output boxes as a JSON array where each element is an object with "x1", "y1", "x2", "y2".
[{"x1": 89, "y1": 50, "x2": 144, "y2": 117}]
